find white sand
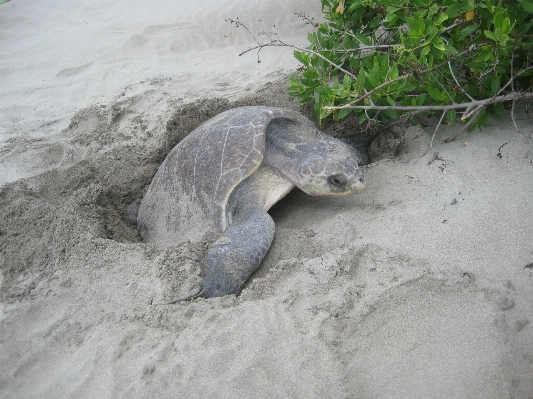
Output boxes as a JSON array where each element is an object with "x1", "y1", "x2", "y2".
[{"x1": 1, "y1": 1, "x2": 532, "y2": 398}]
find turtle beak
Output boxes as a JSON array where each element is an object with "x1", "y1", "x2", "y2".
[
  {"x1": 346, "y1": 172, "x2": 365, "y2": 195},
  {"x1": 354, "y1": 172, "x2": 366, "y2": 193}
]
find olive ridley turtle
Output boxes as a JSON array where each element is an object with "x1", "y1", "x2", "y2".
[{"x1": 137, "y1": 106, "x2": 366, "y2": 299}]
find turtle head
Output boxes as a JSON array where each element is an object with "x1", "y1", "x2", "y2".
[{"x1": 294, "y1": 139, "x2": 366, "y2": 196}]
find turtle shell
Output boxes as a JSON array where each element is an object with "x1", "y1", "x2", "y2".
[{"x1": 138, "y1": 106, "x2": 304, "y2": 248}]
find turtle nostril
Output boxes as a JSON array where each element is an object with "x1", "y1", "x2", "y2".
[{"x1": 328, "y1": 174, "x2": 347, "y2": 188}]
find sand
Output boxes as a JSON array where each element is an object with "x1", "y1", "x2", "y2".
[{"x1": 1, "y1": 1, "x2": 532, "y2": 398}]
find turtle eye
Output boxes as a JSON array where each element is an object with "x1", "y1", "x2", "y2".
[{"x1": 328, "y1": 174, "x2": 347, "y2": 188}]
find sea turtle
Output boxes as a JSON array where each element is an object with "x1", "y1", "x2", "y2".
[{"x1": 137, "y1": 106, "x2": 366, "y2": 299}]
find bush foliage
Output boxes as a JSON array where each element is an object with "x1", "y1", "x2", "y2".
[{"x1": 289, "y1": 0, "x2": 533, "y2": 131}]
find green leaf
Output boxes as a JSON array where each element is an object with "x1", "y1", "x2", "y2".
[
  {"x1": 445, "y1": 2, "x2": 472, "y2": 18},
  {"x1": 405, "y1": 17, "x2": 418, "y2": 32},
  {"x1": 384, "y1": 14, "x2": 398, "y2": 25},
  {"x1": 434, "y1": 13, "x2": 449, "y2": 26},
  {"x1": 388, "y1": 64, "x2": 399, "y2": 80},
  {"x1": 518, "y1": 0, "x2": 533, "y2": 12},
  {"x1": 476, "y1": 46, "x2": 494, "y2": 62},
  {"x1": 474, "y1": 108, "x2": 490, "y2": 128},
  {"x1": 369, "y1": 17, "x2": 381, "y2": 29},
  {"x1": 432, "y1": 37, "x2": 445, "y2": 51},
  {"x1": 349, "y1": 7, "x2": 366, "y2": 21},
  {"x1": 383, "y1": 109, "x2": 398, "y2": 119},
  {"x1": 490, "y1": 74, "x2": 500, "y2": 94},
  {"x1": 366, "y1": 60, "x2": 382, "y2": 88},
  {"x1": 417, "y1": 18, "x2": 425, "y2": 34},
  {"x1": 358, "y1": 112, "x2": 367, "y2": 124},
  {"x1": 313, "y1": 98, "x2": 322, "y2": 120},
  {"x1": 494, "y1": 12, "x2": 504, "y2": 32},
  {"x1": 337, "y1": 108, "x2": 352, "y2": 120},
  {"x1": 458, "y1": 24, "x2": 478, "y2": 40},
  {"x1": 484, "y1": 30, "x2": 501, "y2": 41},
  {"x1": 446, "y1": 110, "x2": 456, "y2": 124},
  {"x1": 366, "y1": 72, "x2": 380, "y2": 89},
  {"x1": 308, "y1": 32, "x2": 319, "y2": 44},
  {"x1": 303, "y1": 69, "x2": 319, "y2": 81},
  {"x1": 494, "y1": 12, "x2": 511, "y2": 35},
  {"x1": 319, "y1": 108, "x2": 331, "y2": 120},
  {"x1": 427, "y1": 87, "x2": 444, "y2": 102},
  {"x1": 396, "y1": 79, "x2": 407, "y2": 91},
  {"x1": 380, "y1": 0, "x2": 404, "y2": 6},
  {"x1": 416, "y1": 93, "x2": 427, "y2": 106},
  {"x1": 428, "y1": 5, "x2": 439, "y2": 19},
  {"x1": 403, "y1": 83, "x2": 417, "y2": 92},
  {"x1": 412, "y1": 0, "x2": 432, "y2": 7},
  {"x1": 294, "y1": 51, "x2": 309, "y2": 65},
  {"x1": 493, "y1": 103, "x2": 505, "y2": 118},
  {"x1": 354, "y1": 68, "x2": 366, "y2": 90},
  {"x1": 346, "y1": 0, "x2": 363, "y2": 13},
  {"x1": 342, "y1": 74, "x2": 352, "y2": 90},
  {"x1": 355, "y1": 33, "x2": 371, "y2": 46},
  {"x1": 384, "y1": 6, "x2": 400, "y2": 23}
]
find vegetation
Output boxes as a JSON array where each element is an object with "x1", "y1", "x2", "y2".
[{"x1": 287, "y1": 0, "x2": 533, "y2": 139}]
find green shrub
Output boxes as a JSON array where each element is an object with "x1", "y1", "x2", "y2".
[{"x1": 289, "y1": 0, "x2": 533, "y2": 134}]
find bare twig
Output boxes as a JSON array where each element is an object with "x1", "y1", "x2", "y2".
[
  {"x1": 239, "y1": 39, "x2": 359, "y2": 80},
  {"x1": 324, "y1": 92, "x2": 533, "y2": 111},
  {"x1": 313, "y1": 45, "x2": 402, "y2": 55},
  {"x1": 421, "y1": 111, "x2": 446, "y2": 157},
  {"x1": 227, "y1": 18, "x2": 260, "y2": 44},
  {"x1": 294, "y1": 13, "x2": 319, "y2": 28},
  {"x1": 496, "y1": 65, "x2": 533, "y2": 96},
  {"x1": 510, "y1": 100, "x2": 521, "y2": 133},
  {"x1": 461, "y1": 101, "x2": 486, "y2": 121},
  {"x1": 444, "y1": 106, "x2": 484, "y2": 143},
  {"x1": 448, "y1": 61, "x2": 475, "y2": 102},
  {"x1": 431, "y1": 111, "x2": 447, "y2": 152}
]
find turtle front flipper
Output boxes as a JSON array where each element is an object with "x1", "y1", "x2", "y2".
[{"x1": 196, "y1": 207, "x2": 275, "y2": 298}]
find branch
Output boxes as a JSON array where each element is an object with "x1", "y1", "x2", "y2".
[
  {"x1": 239, "y1": 40, "x2": 359, "y2": 80},
  {"x1": 425, "y1": 111, "x2": 446, "y2": 156},
  {"x1": 443, "y1": 106, "x2": 485, "y2": 143},
  {"x1": 323, "y1": 92, "x2": 533, "y2": 112},
  {"x1": 327, "y1": 42, "x2": 403, "y2": 54},
  {"x1": 448, "y1": 57, "x2": 476, "y2": 102}
]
